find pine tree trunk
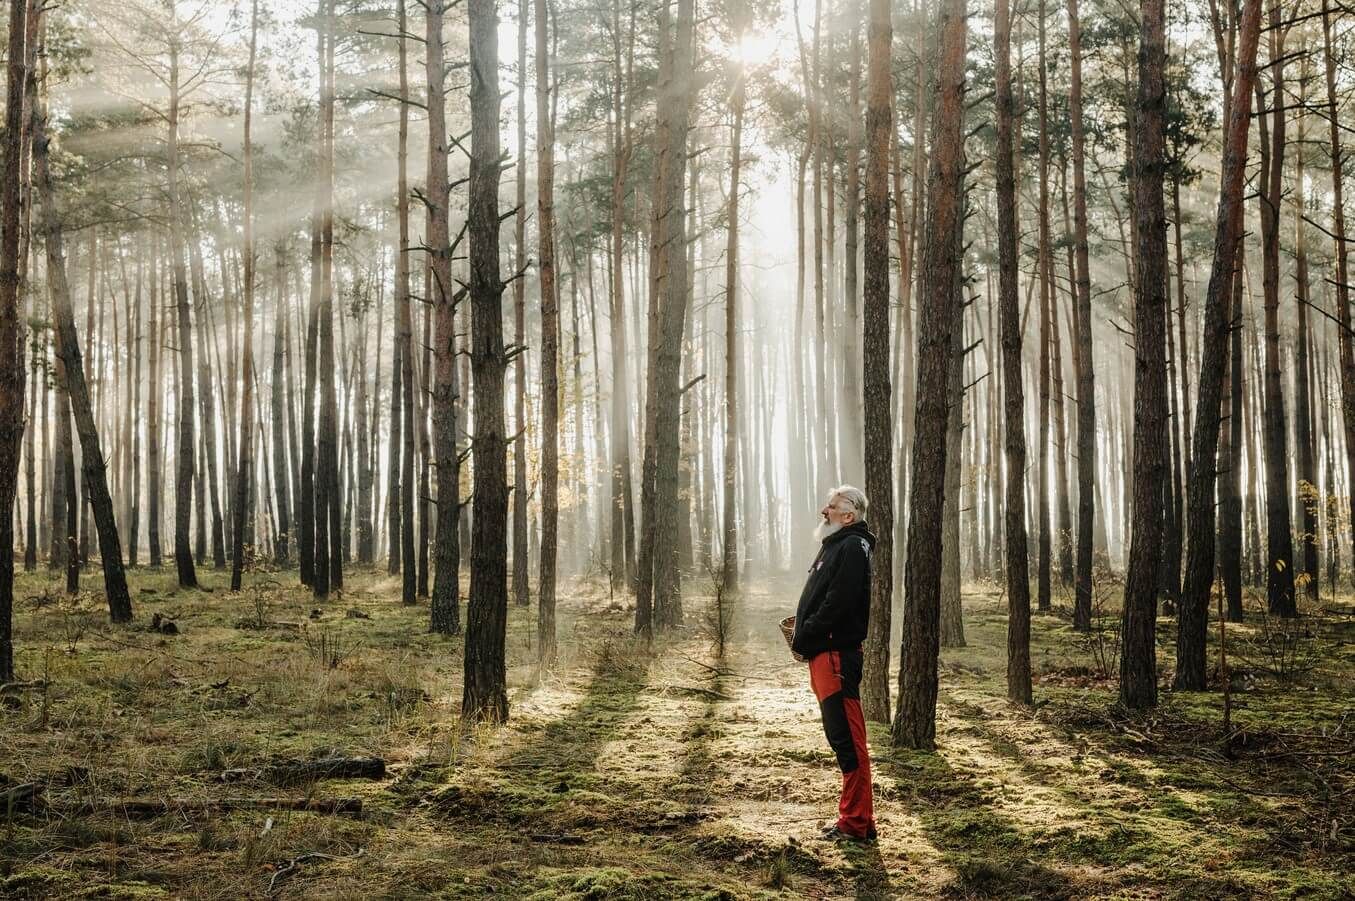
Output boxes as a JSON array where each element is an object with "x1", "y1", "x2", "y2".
[
  {"x1": 33, "y1": 86, "x2": 132, "y2": 622},
  {"x1": 0, "y1": 0, "x2": 31, "y2": 681},
  {"x1": 1035, "y1": 0, "x2": 1053, "y2": 612},
  {"x1": 1119, "y1": 0, "x2": 1169, "y2": 710},
  {"x1": 859, "y1": 0, "x2": 894, "y2": 723},
  {"x1": 512, "y1": 0, "x2": 531, "y2": 608},
  {"x1": 462, "y1": 0, "x2": 510, "y2": 721},
  {"x1": 995, "y1": 0, "x2": 1031, "y2": 705},
  {"x1": 1256, "y1": 9, "x2": 1296, "y2": 617},
  {"x1": 892, "y1": 0, "x2": 966, "y2": 750},
  {"x1": 939, "y1": 269, "x2": 965, "y2": 649},
  {"x1": 271, "y1": 248, "x2": 291, "y2": 564},
  {"x1": 534, "y1": 0, "x2": 559, "y2": 662},
  {"x1": 1323, "y1": 0, "x2": 1355, "y2": 591},
  {"x1": 721, "y1": 28, "x2": 745, "y2": 591},
  {"x1": 167, "y1": 35, "x2": 198, "y2": 590},
  {"x1": 1068, "y1": 0, "x2": 1095, "y2": 632},
  {"x1": 1292, "y1": 82, "x2": 1318, "y2": 603},
  {"x1": 426, "y1": 0, "x2": 460, "y2": 632},
  {"x1": 635, "y1": 0, "x2": 695, "y2": 637},
  {"x1": 839, "y1": 0, "x2": 862, "y2": 484},
  {"x1": 607, "y1": 0, "x2": 635, "y2": 591}
]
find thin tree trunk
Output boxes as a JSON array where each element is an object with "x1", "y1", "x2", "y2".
[
  {"x1": 1255, "y1": 6, "x2": 1295, "y2": 617},
  {"x1": 33, "y1": 80, "x2": 132, "y2": 622},
  {"x1": 534, "y1": 0, "x2": 559, "y2": 662},
  {"x1": 232, "y1": 2, "x2": 258, "y2": 590},
  {"x1": 721, "y1": 19, "x2": 745, "y2": 591},
  {"x1": 168, "y1": 32, "x2": 198, "y2": 590},
  {"x1": 1068, "y1": 0, "x2": 1095, "y2": 632}
]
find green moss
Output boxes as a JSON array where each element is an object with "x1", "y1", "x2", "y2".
[{"x1": 1, "y1": 866, "x2": 81, "y2": 899}]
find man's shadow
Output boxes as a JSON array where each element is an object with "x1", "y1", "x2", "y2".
[{"x1": 843, "y1": 839, "x2": 892, "y2": 900}]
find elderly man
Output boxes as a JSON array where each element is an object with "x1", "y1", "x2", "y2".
[{"x1": 791, "y1": 485, "x2": 877, "y2": 842}]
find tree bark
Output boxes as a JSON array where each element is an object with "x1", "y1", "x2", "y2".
[
  {"x1": 33, "y1": 84, "x2": 132, "y2": 623},
  {"x1": 231, "y1": 0, "x2": 259, "y2": 590},
  {"x1": 1119, "y1": 0, "x2": 1169, "y2": 710},
  {"x1": 270, "y1": 248, "x2": 291, "y2": 564},
  {"x1": 0, "y1": 0, "x2": 31, "y2": 680},
  {"x1": 1323, "y1": 0, "x2": 1355, "y2": 593},
  {"x1": 534, "y1": 0, "x2": 559, "y2": 663},
  {"x1": 859, "y1": 0, "x2": 894, "y2": 723},
  {"x1": 167, "y1": 33, "x2": 198, "y2": 590},
  {"x1": 427, "y1": 0, "x2": 461, "y2": 633},
  {"x1": 995, "y1": 0, "x2": 1031, "y2": 705},
  {"x1": 462, "y1": 0, "x2": 510, "y2": 721},
  {"x1": 721, "y1": 18, "x2": 746, "y2": 592},
  {"x1": 892, "y1": 0, "x2": 965, "y2": 750},
  {"x1": 1068, "y1": 0, "x2": 1095, "y2": 632}
]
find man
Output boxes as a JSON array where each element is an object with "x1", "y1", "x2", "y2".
[{"x1": 791, "y1": 485, "x2": 877, "y2": 843}]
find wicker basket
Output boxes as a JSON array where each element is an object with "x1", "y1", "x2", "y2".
[{"x1": 779, "y1": 615, "x2": 808, "y2": 663}]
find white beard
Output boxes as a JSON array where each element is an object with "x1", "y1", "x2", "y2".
[{"x1": 814, "y1": 518, "x2": 842, "y2": 543}]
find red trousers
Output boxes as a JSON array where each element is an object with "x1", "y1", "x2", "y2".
[{"x1": 808, "y1": 648, "x2": 875, "y2": 837}]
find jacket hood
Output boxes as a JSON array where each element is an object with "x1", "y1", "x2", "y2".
[{"x1": 823, "y1": 520, "x2": 876, "y2": 548}]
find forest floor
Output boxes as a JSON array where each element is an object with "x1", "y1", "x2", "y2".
[{"x1": 0, "y1": 563, "x2": 1351, "y2": 900}]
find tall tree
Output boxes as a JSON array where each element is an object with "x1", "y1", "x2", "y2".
[
  {"x1": 167, "y1": 20, "x2": 198, "y2": 590},
  {"x1": 535, "y1": 0, "x2": 559, "y2": 663},
  {"x1": 859, "y1": 0, "x2": 893, "y2": 722},
  {"x1": 1324, "y1": 0, "x2": 1354, "y2": 587},
  {"x1": 512, "y1": 0, "x2": 530, "y2": 609},
  {"x1": 634, "y1": 0, "x2": 696, "y2": 637},
  {"x1": 462, "y1": 0, "x2": 511, "y2": 720},
  {"x1": 33, "y1": 96, "x2": 133, "y2": 623},
  {"x1": 1067, "y1": 0, "x2": 1095, "y2": 632},
  {"x1": 428, "y1": 0, "x2": 461, "y2": 633},
  {"x1": 0, "y1": 0, "x2": 31, "y2": 681},
  {"x1": 1120, "y1": 0, "x2": 1169, "y2": 710},
  {"x1": 271, "y1": 248, "x2": 291, "y2": 564},
  {"x1": 996, "y1": 0, "x2": 1031, "y2": 703},
  {"x1": 1176, "y1": 0, "x2": 1262, "y2": 689},
  {"x1": 721, "y1": 2, "x2": 747, "y2": 593},
  {"x1": 231, "y1": 0, "x2": 259, "y2": 591},
  {"x1": 1255, "y1": 0, "x2": 1295, "y2": 617},
  {"x1": 893, "y1": 0, "x2": 966, "y2": 749},
  {"x1": 607, "y1": 0, "x2": 637, "y2": 591}
]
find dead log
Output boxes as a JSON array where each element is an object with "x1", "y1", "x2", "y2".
[
  {"x1": 1, "y1": 782, "x2": 44, "y2": 814},
  {"x1": 0, "y1": 680, "x2": 49, "y2": 694},
  {"x1": 219, "y1": 757, "x2": 386, "y2": 786},
  {"x1": 78, "y1": 796, "x2": 363, "y2": 817}
]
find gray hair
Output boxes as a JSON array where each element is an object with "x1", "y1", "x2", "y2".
[{"x1": 829, "y1": 485, "x2": 868, "y2": 520}]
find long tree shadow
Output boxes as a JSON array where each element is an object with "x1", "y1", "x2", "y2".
[
  {"x1": 429, "y1": 645, "x2": 652, "y2": 831},
  {"x1": 879, "y1": 749, "x2": 1086, "y2": 900}
]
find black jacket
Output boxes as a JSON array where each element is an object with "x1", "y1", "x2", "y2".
[{"x1": 791, "y1": 521, "x2": 876, "y2": 658}]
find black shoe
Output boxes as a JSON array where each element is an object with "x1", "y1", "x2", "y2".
[{"x1": 821, "y1": 824, "x2": 878, "y2": 843}]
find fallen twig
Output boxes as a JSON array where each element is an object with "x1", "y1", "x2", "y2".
[{"x1": 268, "y1": 847, "x2": 364, "y2": 895}]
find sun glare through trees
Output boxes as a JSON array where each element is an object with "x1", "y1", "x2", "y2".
[{"x1": 0, "y1": 0, "x2": 1351, "y2": 896}]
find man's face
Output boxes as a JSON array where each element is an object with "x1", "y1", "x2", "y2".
[{"x1": 820, "y1": 494, "x2": 857, "y2": 528}]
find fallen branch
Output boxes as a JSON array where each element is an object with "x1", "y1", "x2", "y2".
[
  {"x1": 529, "y1": 833, "x2": 586, "y2": 845},
  {"x1": 269, "y1": 847, "x2": 365, "y2": 895},
  {"x1": 219, "y1": 757, "x2": 386, "y2": 786},
  {"x1": 75, "y1": 796, "x2": 364, "y2": 818},
  {"x1": 1, "y1": 782, "x2": 43, "y2": 814},
  {"x1": 0, "y1": 680, "x2": 49, "y2": 694}
]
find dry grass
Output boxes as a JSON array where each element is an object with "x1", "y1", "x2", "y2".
[{"x1": 1, "y1": 564, "x2": 1351, "y2": 899}]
